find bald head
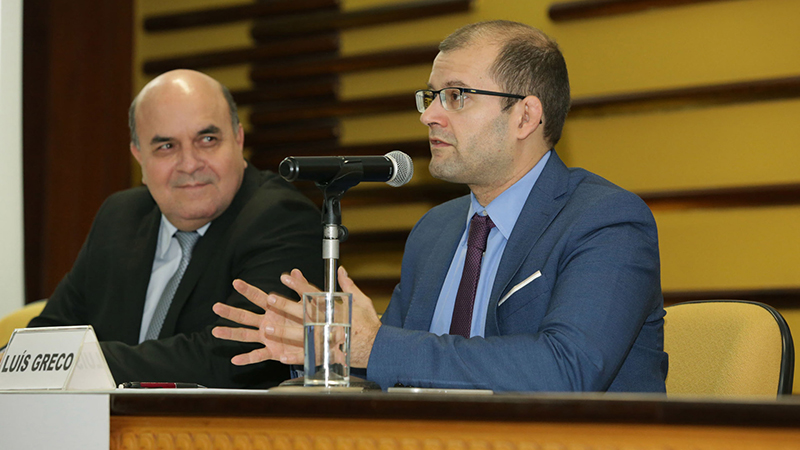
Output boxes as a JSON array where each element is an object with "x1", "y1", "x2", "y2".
[
  {"x1": 129, "y1": 69, "x2": 239, "y2": 148},
  {"x1": 128, "y1": 69, "x2": 247, "y2": 231}
]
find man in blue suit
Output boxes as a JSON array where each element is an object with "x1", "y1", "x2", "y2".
[{"x1": 212, "y1": 21, "x2": 668, "y2": 392}]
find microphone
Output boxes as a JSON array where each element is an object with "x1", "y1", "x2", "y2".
[{"x1": 279, "y1": 150, "x2": 414, "y2": 187}]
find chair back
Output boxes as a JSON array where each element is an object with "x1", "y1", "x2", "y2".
[
  {"x1": 0, "y1": 300, "x2": 47, "y2": 348},
  {"x1": 664, "y1": 300, "x2": 794, "y2": 397}
]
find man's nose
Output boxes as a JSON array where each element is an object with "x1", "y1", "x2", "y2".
[
  {"x1": 176, "y1": 147, "x2": 204, "y2": 172},
  {"x1": 420, "y1": 95, "x2": 448, "y2": 128}
]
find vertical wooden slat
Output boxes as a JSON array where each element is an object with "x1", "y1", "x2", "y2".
[{"x1": 22, "y1": 1, "x2": 50, "y2": 303}]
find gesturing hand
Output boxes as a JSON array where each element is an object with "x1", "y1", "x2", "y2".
[
  {"x1": 212, "y1": 267, "x2": 382, "y2": 368},
  {"x1": 212, "y1": 274, "x2": 305, "y2": 365}
]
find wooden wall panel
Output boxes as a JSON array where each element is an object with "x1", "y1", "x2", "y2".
[
  {"x1": 23, "y1": 0, "x2": 133, "y2": 302},
  {"x1": 549, "y1": 0, "x2": 800, "y2": 97},
  {"x1": 548, "y1": 0, "x2": 730, "y2": 21},
  {"x1": 560, "y1": 99, "x2": 800, "y2": 192},
  {"x1": 656, "y1": 206, "x2": 800, "y2": 292},
  {"x1": 144, "y1": 0, "x2": 338, "y2": 31}
]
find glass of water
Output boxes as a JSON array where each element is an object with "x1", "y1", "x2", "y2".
[{"x1": 303, "y1": 292, "x2": 352, "y2": 387}]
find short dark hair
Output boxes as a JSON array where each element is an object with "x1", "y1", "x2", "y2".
[
  {"x1": 128, "y1": 79, "x2": 240, "y2": 148},
  {"x1": 439, "y1": 21, "x2": 571, "y2": 147}
]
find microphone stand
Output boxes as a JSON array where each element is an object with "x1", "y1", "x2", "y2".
[
  {"x1": 318, "y1": 167, "x2": 362, "y2": 293},
  {"x1": 277, "y1": 162, "x2": 380, "y2": 391}
]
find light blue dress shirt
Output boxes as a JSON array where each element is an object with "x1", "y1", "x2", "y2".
[
  {"x1": 138, "y1": 216, "x2": 210, "y2": 343},
  {"x1": 429, "y1": 151, "x2": 551, "y2": 337}
]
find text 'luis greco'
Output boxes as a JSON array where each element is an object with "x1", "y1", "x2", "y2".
[{"x1": 1, "y1": 352, "x2": 75, "y2": 373}]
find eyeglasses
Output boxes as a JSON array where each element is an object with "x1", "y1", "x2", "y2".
[{"x1": 415, "y1": 87, "x2": 525, "y2": 113}]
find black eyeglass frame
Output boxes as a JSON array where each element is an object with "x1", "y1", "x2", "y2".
[{"x1": 415, "y1": 87, "x2": 526, "y2": 113}]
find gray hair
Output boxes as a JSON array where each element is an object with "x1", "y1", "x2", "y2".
[{"x1": 128, "y1": 80, "x2": 240, "y2": 148}]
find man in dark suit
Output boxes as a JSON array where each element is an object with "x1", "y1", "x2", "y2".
[
  {"x1": 28, "y1": 70, "x2": 323, "y2": 388},
  {"x1": 212, "y1": 21, "x2": 667, "y2": 392}
]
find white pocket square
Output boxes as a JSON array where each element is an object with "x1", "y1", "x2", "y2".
[{"x1": 498, "y1": 270, "x2": 542, "y2": 306}]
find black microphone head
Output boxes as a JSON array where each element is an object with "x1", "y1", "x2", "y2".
[
  {"x1": 279, "y1": 156, "x2": 347, "y2": 183},
  {"x1": 278, "y1": 157, "x2": 299, "y2": 182},
  {"x1": 385, "y1": 151, "x2": 413, "y2": 187}
]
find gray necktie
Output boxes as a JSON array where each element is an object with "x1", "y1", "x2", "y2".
[{"x1": 145, "y1": 230, "x2": 200, "y2": 341}]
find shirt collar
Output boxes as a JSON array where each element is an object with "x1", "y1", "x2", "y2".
[
  {"x1": 468, "y1": 150, "x2": 551, "y2": 240},
  {"x1": 156, "y1": 215, "x2": 210, "y2": 258}
]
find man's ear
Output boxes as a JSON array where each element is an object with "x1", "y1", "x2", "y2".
[
  {"x1": 130, "y1": 142, "x2": 143, "y2": 165},
  {"x1": 236, "y1": 124, "x2": 248, "y2": 168},
  {"x1": 515, "y1": 96, "x2": 543, "y2": 140},
  {"x1": 130, "y1": 143, "x2": 147, "y2": 184},
  {"x1": 236, "y1": 123, "x2": 245, "y2": 149}
]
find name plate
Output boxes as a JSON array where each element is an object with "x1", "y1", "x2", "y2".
[{"x1": 0, "y1": 326, "x2": 115, "y2": 390}]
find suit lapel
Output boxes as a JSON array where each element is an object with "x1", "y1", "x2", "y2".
[
  {"x1": 484, "y1": 152, "x2": 571, "y2": 336},
  {"x1": 121, "y1": 201, "x2": 161, "y2": 344},
  {"x1": 404, "y1": 197, "x2": 470, "y2": 331},
  {"x1": 159, "y1": 164, "x2": 259, "y2": 336}
]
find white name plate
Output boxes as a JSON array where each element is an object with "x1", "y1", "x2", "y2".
[{"x1": 0, "y1": 326, "x2": 115, "y2": 391}]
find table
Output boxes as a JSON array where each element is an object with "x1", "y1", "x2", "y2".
[{"x1": 108, "y1": 390, "x2": 800, "y2": 450}]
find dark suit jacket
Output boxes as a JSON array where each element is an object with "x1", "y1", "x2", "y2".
[
  {"x1": 29, "y1": 164, "x2": 324, "y2": 388},
  {"x1": 368, "y1": 152, "x2": 667, "y2": 392}
]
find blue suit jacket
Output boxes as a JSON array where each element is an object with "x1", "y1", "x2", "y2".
[{"x1": 367, "y1": 152, "x2": 667, "y2": 392}]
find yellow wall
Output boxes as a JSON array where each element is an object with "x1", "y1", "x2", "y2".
[
  {"x1": 134, "y1": 0, "x2": 253, "y2": 91},
  {"x1": 135, "y1": 0, "x2": 800, "y2": 392}
]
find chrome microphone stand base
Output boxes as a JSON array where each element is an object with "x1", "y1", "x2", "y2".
[{"x1": 274, "y1": 376, "x2": 381, "y2": 392}]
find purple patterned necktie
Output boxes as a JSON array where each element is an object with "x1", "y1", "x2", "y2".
[{"x1": 450, "y1": 213, "x2": 495, "y2": 338}]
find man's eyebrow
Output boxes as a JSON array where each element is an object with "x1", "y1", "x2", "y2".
[
  {"x1": 443, "y1": 80, "x2": 469, "y2": 88},
  {"x1": 197, "y1": 125, "x2": 221, "y2": 136},
  {"x1": 148, "y1": 125, "x2": 221, "y2": 145},
  {"x1": 150, "y1": 135, "x2": 171, "y2": 145},
  {"x1": 427, "y1": 80, "x2": 469, "y2": 90}
]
